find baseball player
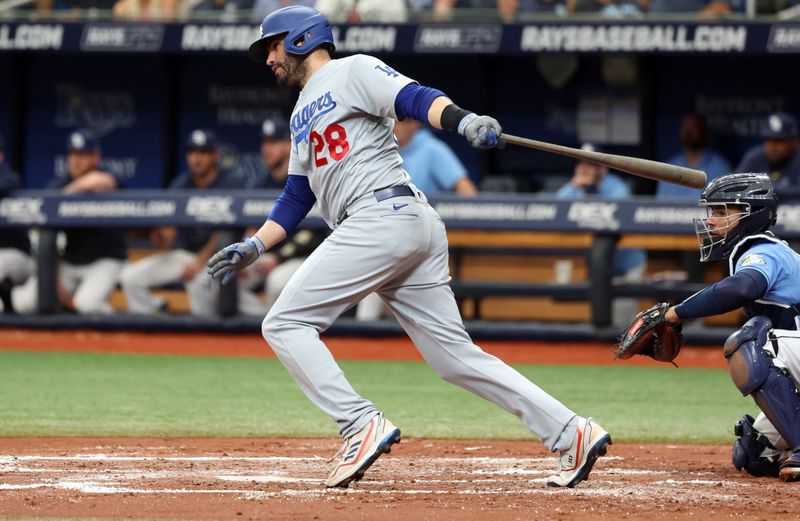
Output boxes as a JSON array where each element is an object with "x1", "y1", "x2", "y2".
[
  {"x1": 736, "y1": 112, "x2": 800, "y2": 188},
  {"x1": 655, "y1": 173, "x2": 800, "y2": 482},
  {"x1": 13, "y1": 130, "x2": 126, "y2": 314},
  {"x1": 0, "y1": 134, "x2": 33, "y2": 313},
  {"x1": 555, "y1": 144, "x2": 646, "y2": 326},
  {"x1": 251, "y1": 116, "x2": 292, "y2": 190},
  {"x1": 120, "y1": 129, "x2": 248, "y2": 316},
  {"x1": 207, "y1": 5, "x2": 611, "y2": 489},
  {"x1": 355, "y1": 118, "x2": 477, "y2": 321}
]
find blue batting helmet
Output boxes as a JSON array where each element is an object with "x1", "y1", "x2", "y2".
[{"x1": 248, "y1": 6, "x2": 335, "y2": 62}]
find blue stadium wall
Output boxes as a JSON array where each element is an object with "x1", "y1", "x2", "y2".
[{"x1": 1, "y1": 21, "x2": 800, "y2": 192}]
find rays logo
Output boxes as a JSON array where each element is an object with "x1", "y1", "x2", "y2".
[{"x1": 291, "y1": 91, "x2": 337, "y2": 144}]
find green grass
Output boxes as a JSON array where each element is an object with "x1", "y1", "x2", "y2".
[{"x1": 0, "y1": 350, "x2": 755, "y2": 443}]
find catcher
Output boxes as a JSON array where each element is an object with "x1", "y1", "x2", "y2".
[{"x1": 616, "y1": 173, "x2": 800, "y2": 482}]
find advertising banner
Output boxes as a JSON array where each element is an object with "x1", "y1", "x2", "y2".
[{"x1": 24, "y1": 55, "x2": 166, "y2": 188}]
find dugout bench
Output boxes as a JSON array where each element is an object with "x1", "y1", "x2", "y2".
[
  {"x1": 4, "y1": 191, "x2": 799, "y2": 329},
  {"x1": 446, "y1": 230, "x2": 714, "y2": 327}
]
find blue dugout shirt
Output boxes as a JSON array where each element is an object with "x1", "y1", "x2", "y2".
[
  {"x1": 400, "y1": 129, "x2": 467, "y2": 195},
  {"x1": 656, "y1": 151, "x2": 731, "y2": 199},
  {"x1": 556, "y1": 173, "x2": 646, "y2": 276}
]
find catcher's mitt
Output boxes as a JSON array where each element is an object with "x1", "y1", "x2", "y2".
[{"x1": 616, "y1": 302, "x2": 683, "y2": 363}]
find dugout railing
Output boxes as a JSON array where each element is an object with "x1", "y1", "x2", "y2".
[{"x1": 4, "y1": 190, "x2": 800, "y2": 332}]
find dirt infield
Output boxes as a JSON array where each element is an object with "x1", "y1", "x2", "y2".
[
  {"x1": 1, "y1": 437, "x2": 798, "y2": 520},
  {"x1": 2, "y1": 330, "x2": 763, "y2": 520}
]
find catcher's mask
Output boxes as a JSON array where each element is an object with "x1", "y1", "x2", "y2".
[{"x1": 693, "y1": 173, "x2": 778, "y2": 263}]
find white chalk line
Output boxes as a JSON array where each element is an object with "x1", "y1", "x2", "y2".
[
  {"x1": 217, "y1": 475, "x2": 321, "y2": 484},
  {"x1": 0, "y1": 454, "x2": 625, "y2": 463},
  {"x1": 0, "y1": 452, "x2": 753, "y2": 505},
  {"x1": 0, "y1": 455, "x2": 326, "y2": 463},
  {"x1": 0, "y1": 480, "x2": 747, "y2": 503}
]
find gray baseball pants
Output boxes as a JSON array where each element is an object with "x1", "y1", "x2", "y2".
[{"x1": 262, "y1": 190, "x2": 578, "y2": 451}]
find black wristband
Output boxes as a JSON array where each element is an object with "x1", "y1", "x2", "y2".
[{"x1": 440, "y1": 104, "x2": 473, "y2": 132}]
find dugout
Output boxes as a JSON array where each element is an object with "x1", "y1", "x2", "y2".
[{"x1": 2, "y1": 17, "x2": 800, "y2": 340}]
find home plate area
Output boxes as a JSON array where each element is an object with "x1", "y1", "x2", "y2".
[{"x1": 1, "y1": 438, "x2": 798, "y2": 520}]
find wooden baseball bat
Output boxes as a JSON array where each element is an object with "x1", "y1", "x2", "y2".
[{"x1": 501, "y1": 134, "x2": 707, "y2": 189}]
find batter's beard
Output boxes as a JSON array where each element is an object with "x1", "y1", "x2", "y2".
[
  {"x1": 275, "y1": 58, "x2": 306, "y2": 87},
  {"x1": 274, "y1": 68, "x2": 290, "y2": 86}
]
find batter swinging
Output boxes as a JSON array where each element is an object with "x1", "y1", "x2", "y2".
[{"x1": 207, "y1": 5, "x2": 611, "y2": 489}]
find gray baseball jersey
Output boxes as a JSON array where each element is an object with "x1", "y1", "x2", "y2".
[
  {"x1": 288, "y1": 54, "x2": 412, "y2": 227},
  {"x1": 263, "y1": 53, "x2": 580, "y2": 454}
]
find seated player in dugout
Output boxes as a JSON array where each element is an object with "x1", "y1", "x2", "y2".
[
  {"x1": 251, "y1": 116, "x2": 292, "y2": 190},
  {"x1": 737, "y1": 112, "x2": 800, "y2": 190},
  {"x1": 119, "y1": 129, "x2": 248, "y2": 317},
  {"x1": 627, "y1": 173, "x2": 800, "y2": 482},
  {"x1": 555, "y1": 144, "x2": 646, "y2": 326},
  {"x1": 12, "y1": 130, "x2": 127, "y2": 315},
  {"x1": 207, "y1": 5, "x2": 611, "y2": 490},
  {"x1": 0, "y1": 133, "x2": 34, "y2": 313},
  {"x1": 656, "y1": 112, "x2": 731, "y2": 199}
]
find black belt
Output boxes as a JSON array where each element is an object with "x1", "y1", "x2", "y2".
[
  {"x1": 769, "y1": 330, "x2": 780, "y2": 356},
  {"x1": 374, "y1": 185, "x2": 414, "y2": 202}
]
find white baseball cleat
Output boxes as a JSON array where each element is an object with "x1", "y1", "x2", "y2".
[
  {"x1": 779, "y1": 451, "x2": 800, "y2": 482},
  {"x1": 547, "y1": 416, "x2": 612, "y2": 488},
  {"x1": 325, "y1": 413, "x2": 401, "y2": 488}
]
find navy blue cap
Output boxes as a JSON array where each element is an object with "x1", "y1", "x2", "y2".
[
  {"x1": 66, "y1": 130, "x2": 101, "y2": 153},
  {"x1": 761, "y1": 112, "x2": 799, "y2": 140},
  {"x1": 261, "y1": 117, "x2": 291, "y2": 140},
  {"x1": 186, "y1": 129, "x2": 219, "y2": 151}
]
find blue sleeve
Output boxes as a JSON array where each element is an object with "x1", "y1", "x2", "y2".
[
  {"x1": 555, "y1": 184, "x2": 582, "y2": 198},
  {"x1": 268, "y1": 174, "x2": 317, "y2": 236},
  {"x1": 599, "y1": 175, "x2": 630, "y2": 197},
  {"x1": 674, "y1": 269, "x2": 768, "y2": 319},
  {"x1": 394, "y1": 84, "x2": 446, "y2": 123}
]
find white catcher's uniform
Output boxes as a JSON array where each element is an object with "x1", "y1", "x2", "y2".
[
  {"x1": 753, "y1": 329, "x2": 800, "y2": 459},
  {"x1": 261, "y1": 55, "x2": 579, "y2": 449}
]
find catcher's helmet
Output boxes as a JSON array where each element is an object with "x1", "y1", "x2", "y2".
[
  {"x1": 248, "y1": 6, "x2": 335, "y2": 62},
  {"x1": 694, "y1": 173, "x2": 778, "y2": 262}
]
